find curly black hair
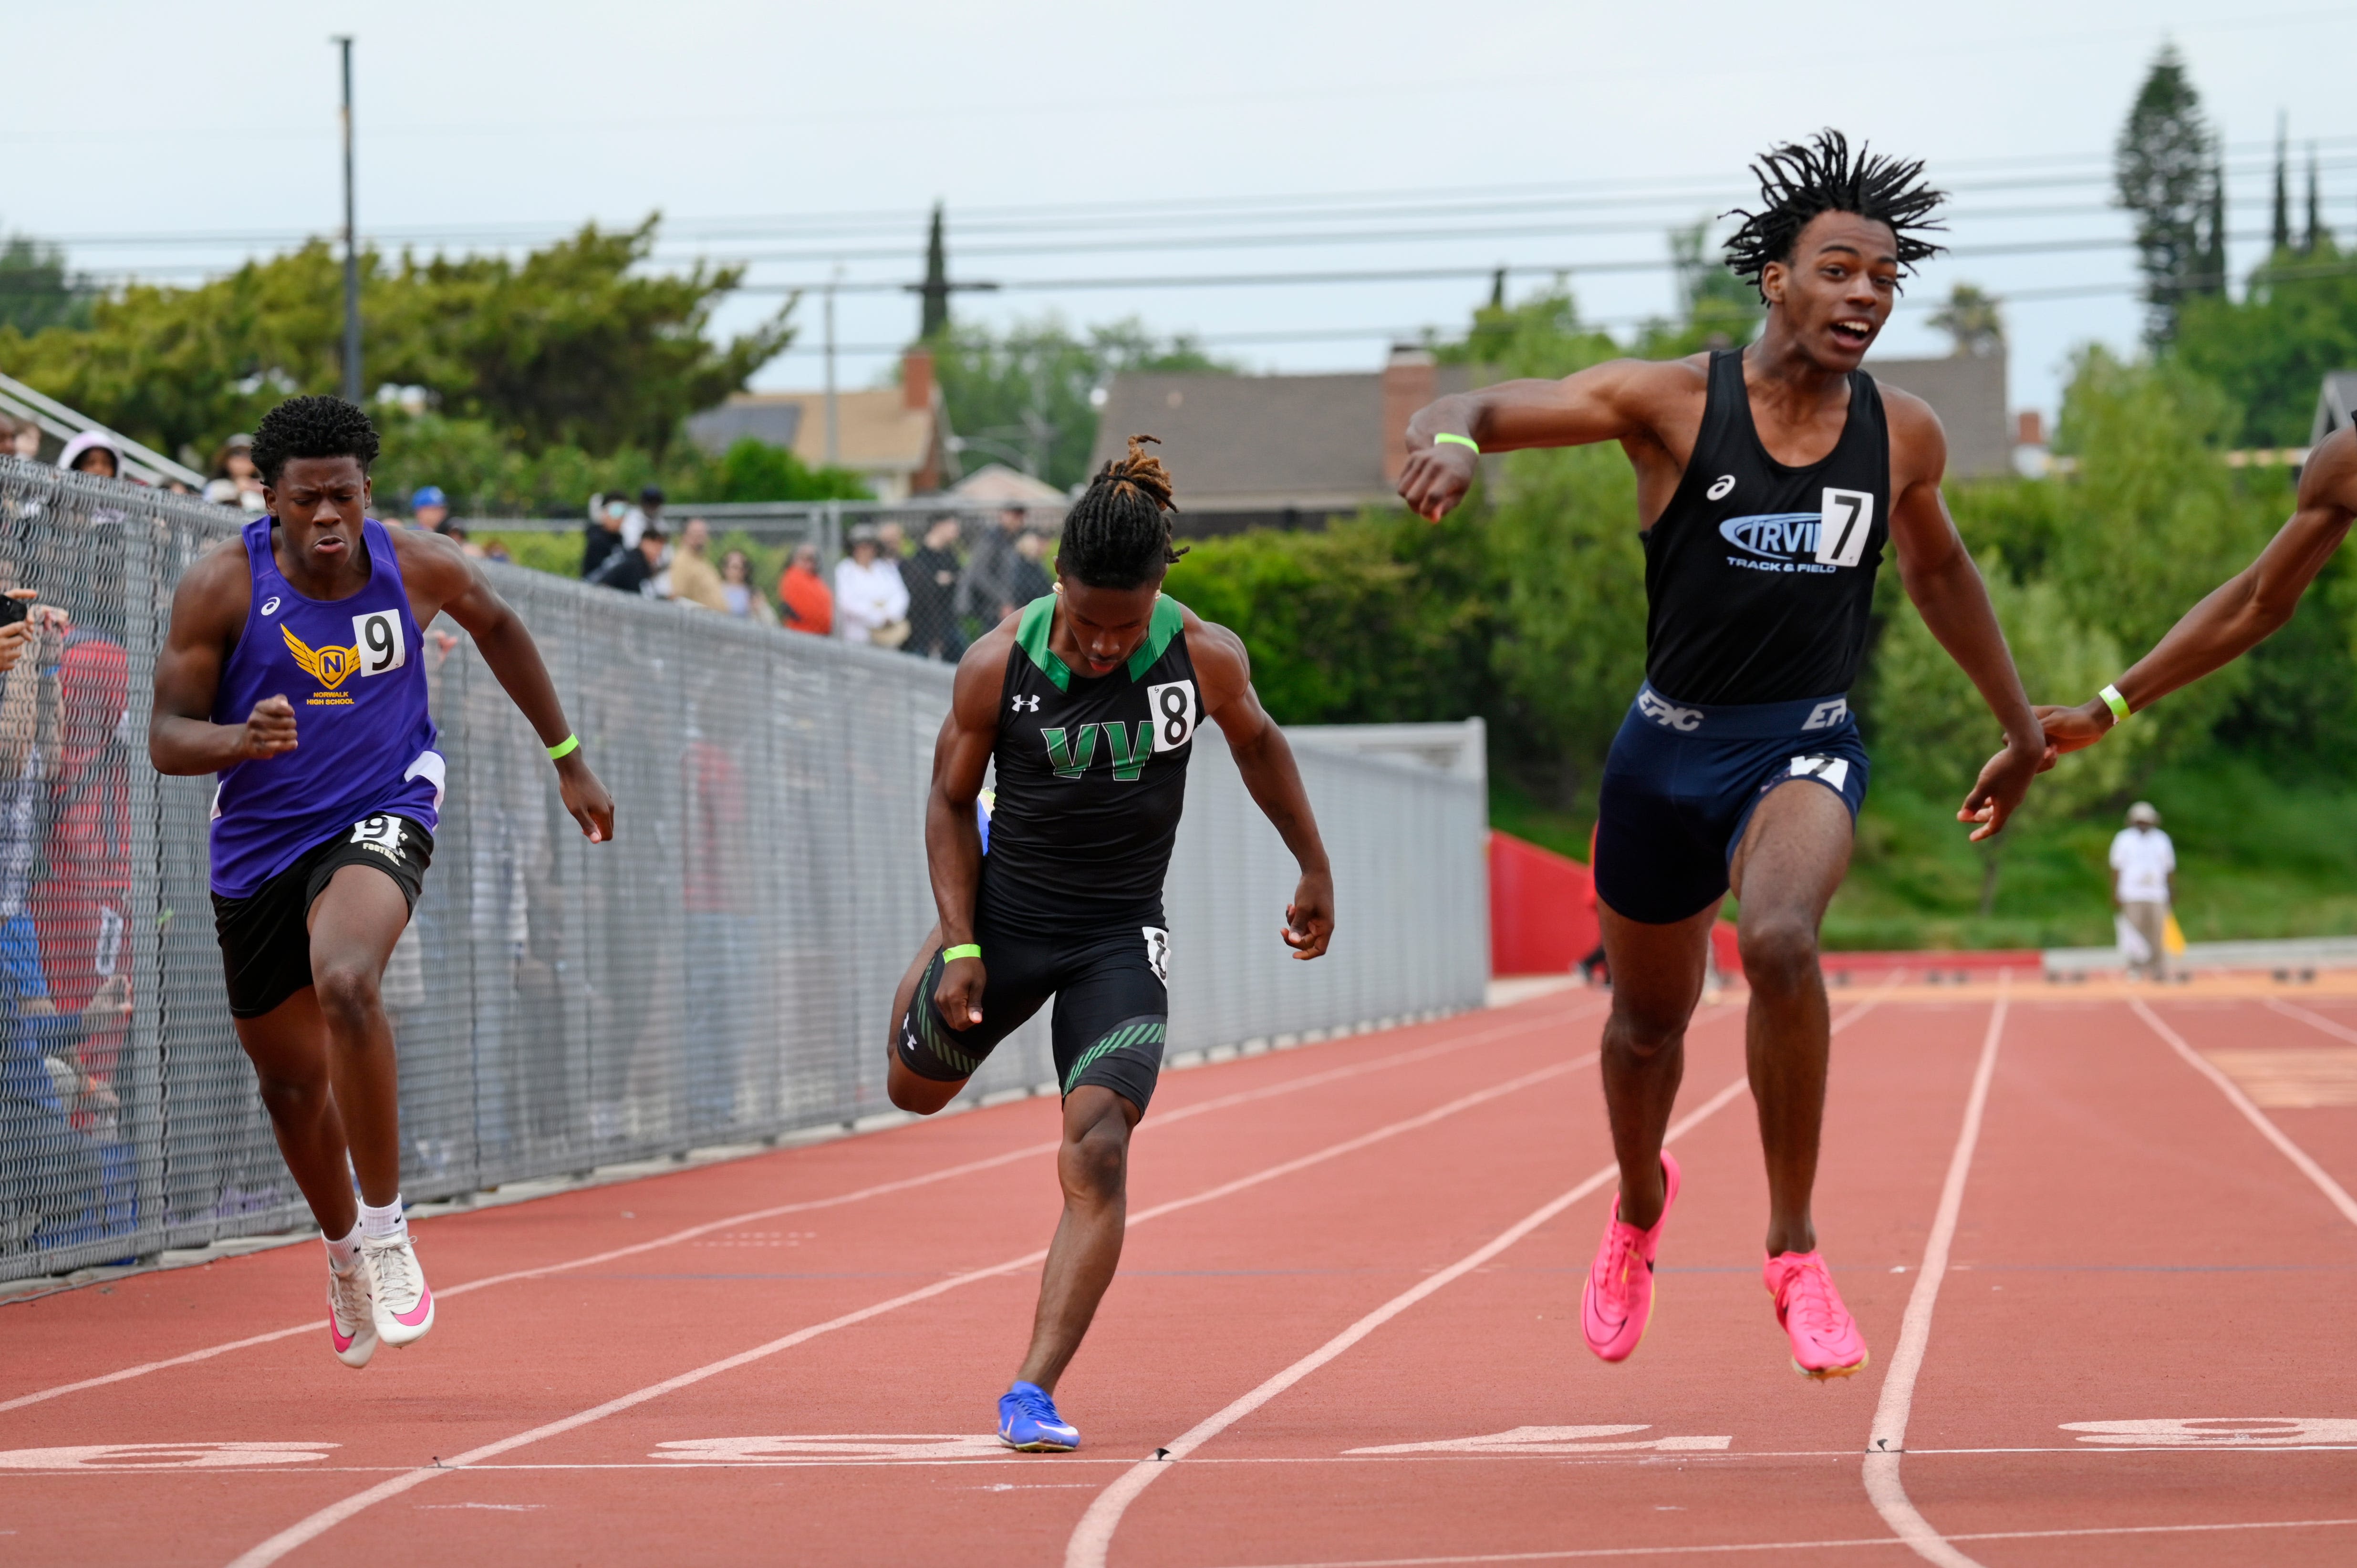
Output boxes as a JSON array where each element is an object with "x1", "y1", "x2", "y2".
[
  {"x1": 1721, "y1": 130, "x2": 1946, "y2": 301},
  {"x1": 249, "y1": 395, "x2": 381, "y2": 485},
  {"x1": 1059, "y1": 434, "x2": 1185, "y2": 590}
]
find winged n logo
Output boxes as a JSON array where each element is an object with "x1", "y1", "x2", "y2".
[{"x1": 282, "y1": 624, "x2": 361, "y2": 690}]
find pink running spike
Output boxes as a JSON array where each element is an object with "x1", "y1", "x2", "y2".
[
  {"x1": 1579, "y1": 1152, "x2": 1681, "y2": 1362},
  {"x1": 1764, "y1": 1250, "x2": 1869, "y2": 1379}
]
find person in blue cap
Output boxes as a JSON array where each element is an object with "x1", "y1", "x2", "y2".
[{"x1": 409, "y1": 486, "x2": 450, "y2": 534}]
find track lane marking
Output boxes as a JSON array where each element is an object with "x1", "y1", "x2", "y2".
[
  {"x1": 2133, "y1": 998, "x2": 2357, "y2": 1230},
  {"x1": 2265, "y1": 996, "x2": 2357, "y2": 1046},
  {"x1": 220, "y1": 1019, "x2": 1635, "y2": 1568},
  {"x1": 1, "y1": 1004, "x2": 1588, "y2": 1417},
  {"x1": 1062, "y1": 994, "x2": 1883, "y2": 1568},
  {"x1": 1188, "y1": 1514, "x2": 2357, "y2": 1566},
  {"x1": 1860, "y1": 979, "x2": 2007, "y2": 1568}
]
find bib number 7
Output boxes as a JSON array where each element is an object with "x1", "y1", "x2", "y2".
[{"x1": 1815, "y1": 488, "x2": 1874, "y2": 568}]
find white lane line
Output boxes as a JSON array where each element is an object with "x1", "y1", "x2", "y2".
[
  {"x1": 2134, "y1": 998, "x2": 2357, "y2": 1230},
  {"x1": 1063, "y1": 994, "x2": 1883, "y2": 1568},
  {"x1": 2267, "y1": 994, "x2": 2357, "y2": 1046},
  {"x1": 2, "y1": 1007, "x2": 1584, "y2": 1418},
  {"x1": 1193, "y1": 1514, "x2": 2357, "y2": 1567},
  {"x1": 221, "y1": 1037, "x2": 1618, "y2": 1568},
  {"x1": 1861, "y1": 976, "x2": 2007, "y2": 1568}
]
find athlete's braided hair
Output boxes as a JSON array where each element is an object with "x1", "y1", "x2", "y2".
[
  {"x1": 249, "y1": 395, "x2": 381, "y2": 485},
  {"x1": 1721, "y1": 130, "x2": 1946, "y2": 301},
  {"x1": 1058, "y1": 434, "x2": 1185, "y2": 589}
]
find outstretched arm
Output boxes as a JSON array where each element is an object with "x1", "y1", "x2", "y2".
[
  {"x1": 1884, "y1": 403, "x2": 2045, "y2": 842},
  {"x1": 405, "y1": 531, "x2": 614, "y2": 843},
  {"x1": 1397, "y1": 358, "x2": 1695, "y2": 522},
  {"x1": 2041, "y1": 427, "x2": 2357, "y2": 755},
  {"x1": 924, "y1": 628, "x2": 1010, "y2": 1026},
  {"x1": 1192, "y1": 615, "x2": 1333, "y2": 959}
]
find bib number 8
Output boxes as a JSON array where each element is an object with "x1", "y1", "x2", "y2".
[
  {"x1": 352, "y1": 610, "x2": 406, "y2": 676},
  {"x1": 1146, "y1": 680, "x2": 1197, "y2": 753}
]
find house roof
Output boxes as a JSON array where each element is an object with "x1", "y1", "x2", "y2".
[
  {"x1": 947, "y1": 463, "x2": 1065, "y2": 504},
  {"x1": 687, "y1": 389, "x2": 936, "y2": 476},
  {"x1": 1091, "y1": 366, "x2": 1473, "y2": 512},
  {"x1": 1862, "y1": 351, "x2": 2013, "y2": 480}
]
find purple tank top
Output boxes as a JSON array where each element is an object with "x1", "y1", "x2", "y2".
[{"x1": 208, "y1": 516, "x2": 442, "y2": 899}]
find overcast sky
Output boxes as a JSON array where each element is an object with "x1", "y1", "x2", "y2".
[{"x1": 10, "y1": 1, "x2": 2356, "y2": 423}]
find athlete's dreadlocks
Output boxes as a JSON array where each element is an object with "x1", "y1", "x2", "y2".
[
  {"x1": 1059, "y1": 434, "x2": 1185, "y2": 589},
  {"x1": 250, "y1": 395, "x2": 381, "y2": 486},
  {"x1": 1721, "y1": 130, "x2": 1946, "y2": 302}
]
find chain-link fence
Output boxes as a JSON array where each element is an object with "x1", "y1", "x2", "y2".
[{"x1": 0, "y1": 460, "x2": 1486, "y2": 1285}]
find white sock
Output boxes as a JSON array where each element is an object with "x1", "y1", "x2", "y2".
[
  {"x1": 324, "y1": 1224, "x2": 363, "y2": 1271},
  {"x1": 358, "y1": 1196, "x2": 406, "y2": 1242}
]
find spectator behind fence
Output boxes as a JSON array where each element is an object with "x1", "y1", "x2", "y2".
[
  {"x1": 903, "y1": 515, "x2": 965, "y2": 661},
  {"x1": 633, "y1": 485, "x2": 666, "y2": 548},
  {"x1": 834, "y1": 529, "x2": 910, "y2": 648},
  {"x1": 33, "y1": 633, "x2": 134, "y2": 1117},
  {"x1": 590, "y1": 516, "x2": 668, "y2": 598},
  {"x1": 1009, "y1": 528, "x2": 1053, "y2": 606},
  {"x1": 876, "y1": 519, "x2": 907, "y2": 560},
  {"x1": 2110, "y1": 801, "x2": 2177, "y2": 981},
  {"x1": 719, "y1": 549, "x2": 778, "y2": 627},
  {"x1": 582, "y1": 493, "x2": 629, "y2": 578},
  {"x1": 10, "y1": 418, "x2": 42, "y2": 463},
  {"x1": 57, "y1": 432, "x2": 121, "y2": 481},
  {"x1": 411, "y1": 485, "x2": 451, "y2": 533},
  {"x1": 204, "y1": 434, "x2": 266, "y2": 512},
  {"x1": 778, "y1": 543, "x2": 832, "y2": 636},
  {"x1": 667, "y1": 518, "x2": 729, "y2": 613},
  {"x1": 956, "y1": 506, "x2": 1027, "y2": 627}
]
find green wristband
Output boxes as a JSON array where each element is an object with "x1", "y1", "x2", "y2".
[
  {"x1": 1433, "y1": 432, "x2": 1480, "y2": 454},
  {"x1": 2098, "y1": 685, "x2": 2130, "y2": 723},
  {"x1": 941, "y1": 944, "x2": 982, "y2": 962},
  {"x1": 546, "y1": 733, "x2": 581, "y2": 761}
]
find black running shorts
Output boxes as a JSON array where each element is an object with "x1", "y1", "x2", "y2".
[
  {"x1": 211, "y1": 813, "x2": 434, "y2": 1019},
  {"x1": 897, "y1": 921, "x2": 1171, "y2": 1115}
]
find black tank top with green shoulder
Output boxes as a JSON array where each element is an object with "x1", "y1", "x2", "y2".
[{"x1": 977, "y1": 593, "x2": 1202, "y2": 937}]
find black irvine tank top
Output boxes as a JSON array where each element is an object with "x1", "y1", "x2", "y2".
[
  {"x1": 978, "y1": 593, "x2": 1200, "y2": 936},
  {"x1": 1640, "y1": 348, "x2": 1892, "y2": 705}
]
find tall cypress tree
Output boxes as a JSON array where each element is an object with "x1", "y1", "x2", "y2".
[
  {"x1": 2271, "y1": 114, "x2": 2292, "y2": 254},
  {"x1": 2115, "y1": 45, "x2": 2217, "y2": 343},
  {"x1": 2198, "y1": 149, "x2": 2227, "y2": 297},
  {"x1": 2305, "y1": 145, "x2": 2326, "y2": 255},
  {"x1": 918, "y1": 202, "x2": 949, "y2": 340}
]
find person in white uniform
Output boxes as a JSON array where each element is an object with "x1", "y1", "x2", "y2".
[{"x1": 2109, "y1": 802, "x2": 2176, "y2": 980}]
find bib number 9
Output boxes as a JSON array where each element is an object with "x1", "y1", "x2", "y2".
[
  {"x1": 352, "y1": 610, "x2": 406, "y2": 676},
  {"x1": 1146, "y1": 680, "x2": 1197, "y2": 753}
]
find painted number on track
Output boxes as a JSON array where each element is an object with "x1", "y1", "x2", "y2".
[
  {"x1": 1346, "y1": 1425, "x2": 1732, "y2": 1455},
  {"x1": 654, "y1": 1434, "x2": 1007, "y2": 1463},
  {"x1": 2061, "y1": 1419, "x2": 2357, "y2": 1446},
  {"x1": 0, "y1": 1443, "x2": 338, "y2": 1470}
]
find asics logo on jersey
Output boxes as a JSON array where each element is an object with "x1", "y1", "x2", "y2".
[
  {"x1": 1013, "y1": 694, "x2": 1040, "y2": 713},
  {"x1": 260, "y1": 597, "x2": 282, "y2": 616},
  {"x1": 1706, "y1": 474, "x2": 1737, "y2": 501},
  {"x1": 1637, "y1": 689, "x2": 1703, "y2": 732}
]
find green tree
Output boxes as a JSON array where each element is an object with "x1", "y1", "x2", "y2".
[
  {"x1": 0, "y1": 217, "x2": 791, "y2": 461},
  {"x1": 2175, "y1": 237, "x2": 2357, "y2": 446},
  {"x1": 1634, "y1": 222, "x2": 1762, "y2": 359},
  {"x1": 1930, "y1": 283, "x2": 2004, "y2": 357},
  {"x1": 0, "y1": 233, "x2": 94, "y2": 335},
  {"x1": 2114, "y1": 44, "x2": 2222, "y2": 343},
  {"x1": 928, "y1": 315, "x2": 1231, "y2": 491}
]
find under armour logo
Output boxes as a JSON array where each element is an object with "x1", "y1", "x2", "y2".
[
  {"x1": 1013, "y1": 695, "x2": 1041, "y2": 713},
  {"x1": 1706, "y1": 475, "x2": 1737, "y2": 501}
]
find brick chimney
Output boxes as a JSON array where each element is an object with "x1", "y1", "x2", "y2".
[
  {"x1": 903, "y1": 347, "x2": 935, "y2": 413},
  {"x1": 1381, "y1": 346, "x2": 1436, "y2": 485},
  {"x1": 2014, "y1": 409, "x2": 2046, "y2": 447}
]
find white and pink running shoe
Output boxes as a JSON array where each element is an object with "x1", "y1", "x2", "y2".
[
  {"x1": 363, "y1": 1231, "x2": 435, "y2": 1348},
  {"x1": 1763, "y1": 1250, "x2": 1868, "y2": 1379},
  {"x1": 327, "y1": 1257, "x2": 377, "y2": 1369},
  {"x1": 1579, "y1": 1152, "x2": 1681, "y2": 1363}
]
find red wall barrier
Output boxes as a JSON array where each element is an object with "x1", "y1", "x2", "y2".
[{"x1": 1488, "y1": 830, "x2": 1599, "y2": 977}]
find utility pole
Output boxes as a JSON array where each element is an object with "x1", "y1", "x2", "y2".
[
  {"x1": 334, "y1": 35, "x2": 362, "y2": 405},
  {"x1": 823, "y1": 266, "x2": 841, "y2": 467}
]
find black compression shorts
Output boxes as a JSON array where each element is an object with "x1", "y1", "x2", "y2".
[
  {"x1": 211, "y1": 813, "x2": 433, "y2": 1019},
  {"x1": 897, "y1": 922, "x2": 1171, "y2": 1114}
]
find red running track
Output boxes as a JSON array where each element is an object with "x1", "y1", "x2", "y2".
[{"x1": 1, "y1": 982, "x2": 2353, "y2": 1567}]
